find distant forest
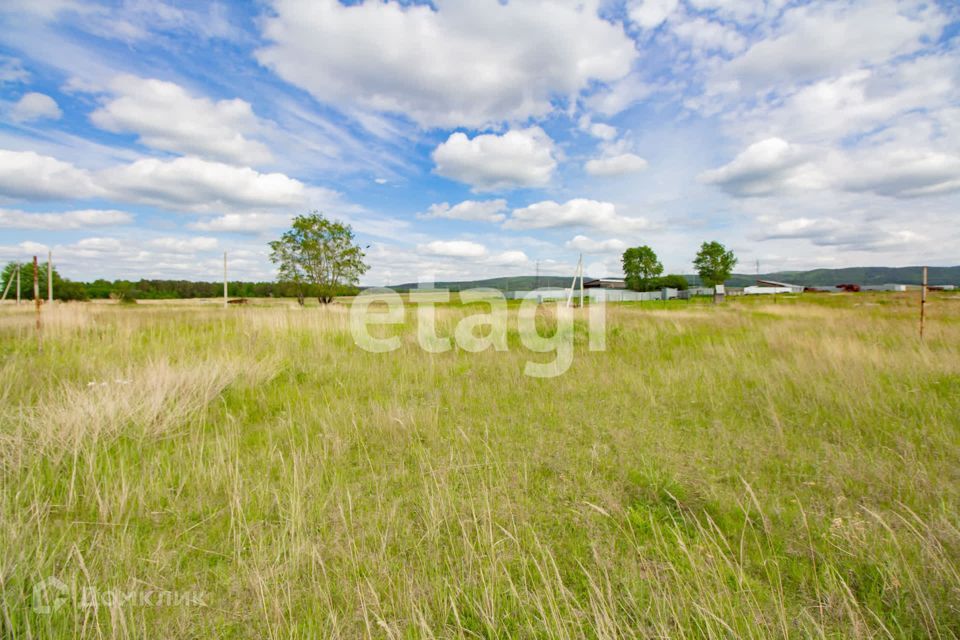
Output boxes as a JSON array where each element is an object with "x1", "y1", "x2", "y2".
[{"x1": 3, "y1": 265, "x2": 957, "y2": 302}]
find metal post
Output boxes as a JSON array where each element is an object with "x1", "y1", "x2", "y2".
[
  {"x1": 223, "y1": 251, "x2": 228, "y2": 308},
  {"x1": 47, "y1": 250, "x2": 53, "y2": 304},
  {"x1": 920, "y1": 266, "x2": 927, "y2": 340},
  {"x1": 578, "y1": 254, "x2": 584, "y2": 308},
  {"x1": 33, "y1": 256, "x2": 42, "y2": 352}
]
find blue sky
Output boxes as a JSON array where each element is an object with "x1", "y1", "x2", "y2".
[{"x1": 0, "y1": 0, "x2": 958, "y2": 284}]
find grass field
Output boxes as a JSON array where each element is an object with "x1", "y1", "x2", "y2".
[{"x1": 1, "y1": 293, "x2": 959, "y2": 638}]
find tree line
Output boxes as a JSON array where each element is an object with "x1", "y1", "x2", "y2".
[
  {"x1": 622, "y1": 241, "x2": 737, "y2": 291},
  {"x1": 0, "y1": 263, "x2": 359, "y2": 302}
]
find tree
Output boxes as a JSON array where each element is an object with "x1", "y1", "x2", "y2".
[
  {"x1": 269, "y1": 212, "x2": 369, "y2": 305},
  {"x1": 693, "y1": 241, "x2": 737, "y2": 287},
  {"x1": 621, "y1": 245, "x2": 663, "y2": 291},
  {"x1": 0, "y1": 261, "x2": 88, "y2": 301},
  {"x1": 652, "y1": 274, "x2": 690, "y2": 290}
]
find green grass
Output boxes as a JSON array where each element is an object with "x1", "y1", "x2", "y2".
[{"x1": 1, "y1": 294, "x2": 959, "y2": 638}]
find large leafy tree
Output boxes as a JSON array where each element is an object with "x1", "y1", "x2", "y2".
[
  {"x1": 693, "y1": 241, "x2": 738, "y2": 287},
  {"x1": 621, "y1": 245, "x2": 664, "y2": 291},
  {"x1": 269, "y1": 212, "x2": 369, "y2": 305}
]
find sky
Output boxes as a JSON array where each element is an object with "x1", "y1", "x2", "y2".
[{"x1": 0, "y1": 0, "x2": 958, "y2": 285}]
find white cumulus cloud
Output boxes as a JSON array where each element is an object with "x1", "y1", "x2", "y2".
[
  {"x1": 432, "y1": 127, "x2": 557, "y2": 192},
  {"x1": 256, "y1": 0, "x2": 636, "y2": 128},
  {"x1": 698, "y1": 137, "x2": 827, "y2": 197},
  {"x1": 91, "y1": 75, "x2": 272, "y2": 165},
  {"x1": 10, "y1": 92, "x2": 62, "y2": 122},
  {"x1": 418, "y1": 200, "x2": 508, "y2": 223},
  {"x1": 418, "y1": 240, "x2": 488, "y2": 258},
  {"x1": 147, "y1": 236, "x2": 219, "y2": 253},
  {"x1": 0, "y1": 208, "x2": 131, "y2": 229},
  {"x1": 97, "y1": 156, "x2": 317, "y2": 213},
  {"x1": 188, "y1": 213, "x2": 294, "y2": 233},
  {"x1": 565, "y1": 235, "x2": 627, "y2": 254},
  {"x1": 504, "y1": 199, "x2": 651, "y2": 232},
  {"x1": 585, "y1": 153, "x2": 649, "y2": 177},
  {"x1": 0, "y1": 149, "x2": 99, "y2": 200}
]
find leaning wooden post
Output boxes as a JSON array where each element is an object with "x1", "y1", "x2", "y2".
[
  {"x1": 33, "y1": 256, "x2": 42, "y2": 352},
  {"x1": 47, "y1": 250, "x2": 53, "y2": 305},
  {"x1": 920, "y1": 266, "x2": 927, "y2": 340},
  {"x1": 0, "y1": 268, "x2": 12, "y2": 302}
]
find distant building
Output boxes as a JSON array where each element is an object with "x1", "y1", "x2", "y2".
[
  {"x1": 744, "y1": 286, "x2": 794, "y2": 295},
  {"x1": 756, "y1": 279, "x2": 804, "y2": 294},
  {"x1": 860, "y1": 284, "x2": 908, "y2": 292},
  {"x1": 583, "y1": 278, "x2": 626, "y2": 289}
]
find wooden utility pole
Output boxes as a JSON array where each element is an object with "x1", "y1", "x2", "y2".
[
  {"x1": 16, "y1": 264, "x2": 20, "y2": 305},
  {"x1": 223, "y1": 252, "x2": 228, "y2": 308},
  {"x1": 920, "y1": 266, "x2": 928, "y2": 340},
  {"x1": 33, "y1": 256, "x2": 42, "y2": 352},
  {"x1": 47, "y1": 250, "x2": 53, "y2": 304}
]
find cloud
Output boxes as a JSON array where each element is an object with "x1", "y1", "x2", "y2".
[
  {"x1": 585, "y1": 75, "x2": 657, "y2": 117},
  {"x1": 147, "y1": 236, "x2": 219, "y2": 253},
  {"x1": 629, "y1": 0, "x2": 678, "y2": 29},
  {"x1": 565, "y1": 235, "x2": 627, "y2": 254},
  {"x1": 504, "y1": 198, "x2": 652, "y2": 232},
  {"x1": 585, "y1": 153, "x2": 648, "y2": 177},
  {"x1": 735, "y1": 54, "x2": 960, "y2": 144},
  {"x1": 90, "y1": 75, "x2": 272, "y2": 165},
  {"x1": 0, "y1": 148, "x2": 342, "y2": 214},
  {"x1": 256, "y1": 0, "x2": 636, "y2": 128},
  {"x1": 188, "y1": 213, "x2": 294, "y2": 233},
  {"x1": 672, "y1": 17, "x2": 746, "y2": 54},
  {"x1": 0, "y1": 149, "x2": 99, "y2": 200},
  {"x1": 487, "y1": 250, "x2": 528, "y2": 266},
  {"x1": 702, "y1": 139, "x2": 960, "y2": 200},
  {"x1": 841, "y1": 149, "x2": 960, "y2": 198},
  {"x1": 0, "y1": 208, "x2": 131, "y2": 229},
  {"x1": 10, "y1": 92, "x2": 62, "y2": 122},
  {"x1": 418, "y1": 199, "x2": 507, "y2": 223},
  {"x1": 578, "y1": 117, "x2": 618, "y2": 141},
  {"x1": 0, "y1": 55, "x2": 29, "y2": 84},
  {"x1": 73, "y1": 237, "x2": 123, "y2": 252},
  {"x1": 753, "y1": 216, "x2": 925, "y2": 251},
  {"x1": 720, "y1": 1, "x2": 946, "y2": 91},
  {"x1": 97, "y1": 156, "x2": 319, "y2": 212},
  {"x1": 432, "y1": 127, "x2": 557, "y2": 192},
  {"x1": 698, "y1": 137, "x2": 826, "y2": 197},
  {"x1": 418, "y1": 240, "x2": 488, "y2": 258}
]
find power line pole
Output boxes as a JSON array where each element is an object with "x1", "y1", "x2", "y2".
[
  {"x1": 47, "y1": 250, "x2": 53, "y2": 304},
  {"x1": 535, "y1": 260, "x2": 540, "y2": 289},
  {"x1": 16, "y1": 264, "x2": 21, "y2": 305},
  {"x1": 33, "y1": 256, "x2": 41, "y2": 352},
  {"x1": 920, "y1": 266, "x2": 928, "y2": 340},
  {"x1": 579, "y1": 254, "x2": 584, "y2": 308}
]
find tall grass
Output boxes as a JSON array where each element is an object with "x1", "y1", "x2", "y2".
[{"x1": 1, "y1": 294, "x2": 958, "y2": 638}]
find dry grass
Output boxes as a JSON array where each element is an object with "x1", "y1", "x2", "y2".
[{"x1": 0, "y1": 293, "x2": 958, "y2": 638}]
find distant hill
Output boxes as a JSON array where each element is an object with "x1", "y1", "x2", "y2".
[
  {"x1": 719, "y1": 266, "x2": 960, "y2": 287},
  {"x1": 384, "y1": 276, "x2": 571, "y2": 291},
  {"x1": 381, "y1": 266, "x2": 960, "y2": 291}
]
